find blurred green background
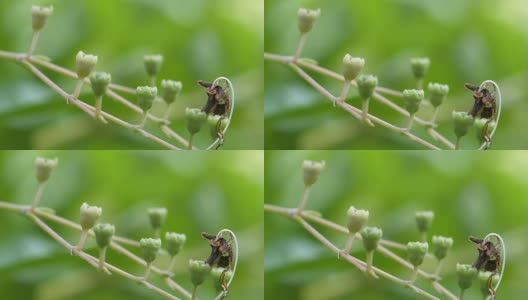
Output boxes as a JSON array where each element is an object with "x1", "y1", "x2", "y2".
[
  {"x1": 265, "y1": 150, "x2": 528, "y2": 299},
  {"x1": 0, "y1": 150, "x2": 263, "y2": 300},
  {"x1": 265, "y1": 0, "x2": 528, "y2": 149},
  {"x1": 0, "y1": 0, "x2": 263, "y2": 149}
]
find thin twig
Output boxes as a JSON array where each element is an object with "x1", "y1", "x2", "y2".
[
  {"x1": 264, "y1": 204, "x2": 442, "y2": 276},
  {"x1": 0, "y1": 50, "x2": 194, "y2": 149},
  {"x1": 0, "y1": 201, "x2": 193, "y2": 299},
  {"x1": 21, "y1": 61, "x2": 182, "y2": 149},
  {"x1": 289, "y1": 64, "x2": 442, "y2": 150},
  {"x1": 28, "y1": 214, "x2": 182, "y2": 300},
  {"x1": 294, "y1": 216, "x2": 440, "y2": 300},
  {"x1": 265, "y1": 52, "x2": 457, "y2": 149}
]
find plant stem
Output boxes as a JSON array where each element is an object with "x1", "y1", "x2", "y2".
[
  {"x1": 95, "y1": 95, "x2": 103, "y2": 120},
  {"x1": 430, "y1": 107, "x2": 439, "y2": 125},
  {"x1": 139, "y1": 113, "x2": 148, "y2": 128},
  {"x1": 292, "y1": 33, "x2": 307, "y2": 62},
  {"x1": 427, "y1": 128, "x2": 456, "y2": 150},
  {"x1": 296, "y1": 185, "x2": 312, "y2": 214},
  {"x1": 164, "y1": 104, "x2": 173, "y2": 122},
  {"x1": 343, "y1": 233, "x2": 355, "y2": 254},
  {"x1": 433, "y1": 259, "x2": 444, "y2": 277},
  {"x1": 167, "y1": 256, "x2": 177, "y2": 274},
  {"x1": 406, "y1": 115, "x2": 415, "y2": 131},
  {"x1": 0, "y1": 201, "x2": 192, "y2": 299},
  {"x1": 289, "y1": 63, "x2": 441, "y2": 149},
  {"x1": 455, "y1": 136, "x2": 462, "y2": 150},
  {"x1": 31, "y1": 182, "x2": 45, "y2": 212},
  {"x1": 27, "y1": 213, "x2": 182, "y2": 300},
  {"x1": 26, "y1": 31, "x2": 40, "y2": 58},
  {"x1": 150, "y1": 76, "x2": 156, "y2": 87},
  {"x1": 191, "y1": 286, "x2": 198, "y2": 300},
  {"x1": 20, "y1": 60, "x2": 96, "y2": 117},
  {"x1": 337, "y1": 81, "x2": 351, "y2": 105},
  {"x1": 366, "y1": 251, "x2": 374, "y2": 276},
  {"x1": 99, "y1": 247, "x2": 107, "y2": 269},
  {"x1": 72, "y1": 79, "x2": 84, "y2": 102},
  {"x1": 264, "y1": 51, "x2": 459, "y2": 149},
  {"x1": 188, "y1": 134, "x2": 194, "y2": 150},
  {"x1": 459, "y1": 289, "x2": 465, "y2": 300},
  {"x1": 264, "y1": 204, "x2": 443, "y2": 279},
  {"x1": 362, "y1": 98, "x2": 370, "y2": 124},
  {"x1": 144, "y1": 262, "x2": 152, "y2": 280},
  {"x1": 0, "y1": 50, "x2": 192, "y2": 149},
  {"x1": 293, "y1": 216, "x2": 438, "y2": 299},
  {"x1": 421, "y1": 232, "x2": 427, "y2": 243},
  {"x1": 76, "y1": 230, "x2": 89, "y2": 251},
  {"x1": 409, "y1": 266, "x2": 418, "y2": 283}
]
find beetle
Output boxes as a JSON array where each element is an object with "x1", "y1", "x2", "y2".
[
  {"x1": 202, "y1": 232, "x2": 233, "y2": 297},
  {"x1": 197, "y1": 80, "x2": 230, "y2": 148},
  {"x1": 469, "y1": 236, "x2": 500, "y2": 296},
  {"x1": 464, "y1": 83, "x2": 497, "y2": 146},
  {"x1": 198, "y1": 80, "x2": 230, "y2": 117},
  {"x1": 464, "y1": 83, "x2": 496, "y2": 119}
]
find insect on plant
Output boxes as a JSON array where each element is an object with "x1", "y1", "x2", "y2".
[
  {"x1": 469, "y1": 235, "x2": 503, "y2": 297},
  {"x1": 464, "y1": 82, "x2": 499, "y2": 149},
  {"x1": 198, "y1": 79, "x2": 232, "y2": 149},
  {"x1": 202, "y1": 231, "x2": 235, "y2": 298}
]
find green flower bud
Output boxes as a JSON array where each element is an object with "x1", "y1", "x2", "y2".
[
  {"x1": 140, "y1": 238, "x2": 161, "y2": 263},
  {"x1": 144, "y1": 54, "x2": 163, "y2": 77},
  {"x1": 297, "y1": 8, "x2": 320, "y2": 34},
  {"x1": 415, "y1": 211, "x2": 434, "y2": 233},
  {"x1": 148, "y1": 207, "x2": 167, "y2": 229},
  {"x1": 189, "y1": 259, "x2": 212, "y2": 286},
  {"x1": 166, "y1": 232, "x2": 186, "y2": 256},
  {"x1": 32, "y1": 5, "x2": 53, "y2": 32},
  {"x1": 35, "y1": 157, "x2": 58, "y2": 184},
  {"x1": 161, "y1": 80, "x2": 182, "y2": 105},
  {"x1": 356, "y1": 74, "x2": 378, "y2": 99},
  {"x1": 403, "y1": 89, "x2": 424, "y2": 115},
  {"x1": 90, "y1": 72, "x2": 111, "y2": 97},
  {"x1": 346, "y1": 206, "x2": 369, "y2": 233},
  {"x1": 302, "y1": 160, "x2": 325, "y2": 186},
  {"x1": 360, "y1": 226, "x2": 382, "y2": 252},
  {"x1": 428, "y1": 83, "x2": 449, "y2": 107},
  {"x1": 456, "y1": 263, "x2": 477, "y2": 290},
  {"x1": 452, "y1": 111, "x2": 474, "y2": 138},
  {"x1": 342, "y1": 54, "x2": 365, "y2": 82},
  {"x1": 478, "y1": 271, "x2": 499, "y2": 297},
  {"x1": 207, "y1": 115, "x2": 228, "y2": 140},
  {"x1": 79, "y1": 202, "x2": 102, "y2": 231},
  {"x1": 185, "y1": 108, "x2": 207, "y2": 135},
  {"x1": 474, "y1": 118, "x2": 495, "y2": 144},
  {"x1": 211, "y1": 268, "x2": 233, "y2": 292},
  {"x1": 136, "y1": 86, "x2": 157, "y2": 112},
  {"x1": 75, "y1": 51, "x2": 98, "y2": 79},
  {"x1": 93, "y1": 223, "x2": 115, "y2": 249},
  {"x1": 410, "y1": 57, "x2": 430, "y2": 80},
  {"x1": 431, "y1": 236, "x2": 453, "y2": 261},
  {"x1": 407, "y1": 242, "x2": 428, "y2": 267}
]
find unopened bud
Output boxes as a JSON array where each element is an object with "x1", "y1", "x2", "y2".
[
  {"x1": 297, "y1": 8, "x2": 320, "y2": 34},
  {"x1": 75, "y1": 51, "x2": 98, "y2": 79},
  {"x1": 32, "y1": 5, "x2": 53, "y2": 32}
]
